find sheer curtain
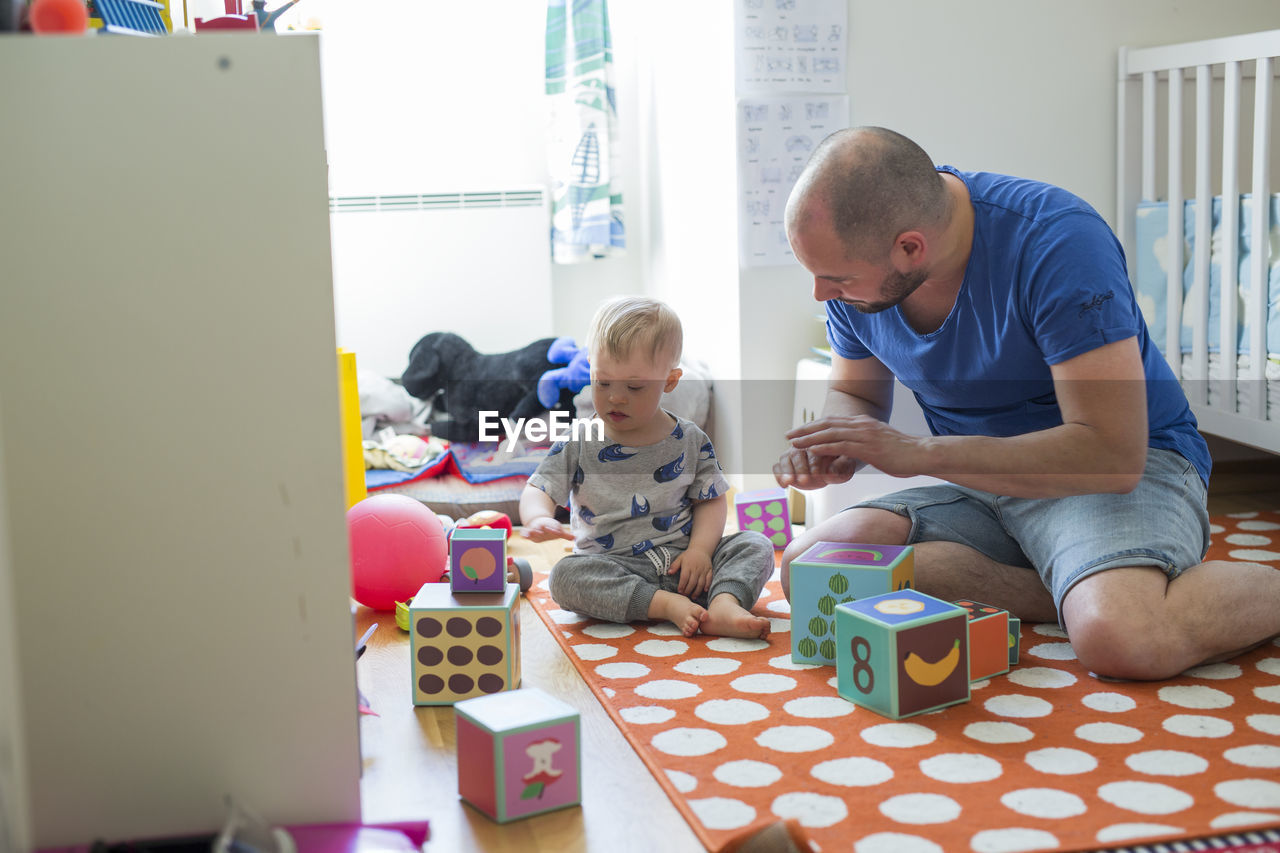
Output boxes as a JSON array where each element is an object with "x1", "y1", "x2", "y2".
[{"x1": 545, "y1": 0, "x2": 625, "y2": 263}]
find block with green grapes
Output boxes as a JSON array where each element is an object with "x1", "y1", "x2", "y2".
[
  {"x1": 790, "y1": 542, "x2": 914, "y2": 665},
  {"x1": 733, "y1": 487, "x2": 792, "y2": 548}
]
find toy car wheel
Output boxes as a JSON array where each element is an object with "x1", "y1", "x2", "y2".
[{"x1": 508, "y1": 557, "x2": 533, "y2": 592}]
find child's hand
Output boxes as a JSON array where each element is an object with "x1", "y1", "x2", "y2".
[
  {"x1": 670, "y1": 548, "x2": 713, "y2": 598},
  {"x1": 522, "y1": 517, "x2": 573, "y2": 543}
]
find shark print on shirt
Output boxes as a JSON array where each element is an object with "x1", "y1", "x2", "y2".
[
  {"x1": 654, "y1": 453, "x2": 686, "y2": 483},
  {"x1": 525, "y1": 414, "x2": 728, "y2": 558}
]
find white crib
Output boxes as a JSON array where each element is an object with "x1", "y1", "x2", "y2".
[{"x1": 1117, "y1": 28, "x2": 1280, "y2": 455}]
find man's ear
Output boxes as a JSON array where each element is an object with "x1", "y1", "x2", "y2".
[
  {"x1": 663, "y1": 367, "x2": 683, "y2": 393},
  {"x1": 891, "y1": 231, "x2": 928, "y2": 271}
]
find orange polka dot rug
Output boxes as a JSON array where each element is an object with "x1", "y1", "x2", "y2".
[{"x1": 524, "y1": 512, "x2": 1280, "y2": 853}]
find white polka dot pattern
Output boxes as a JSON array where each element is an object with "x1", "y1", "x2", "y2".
[
  {"x1": 521, "y1": 512, "x2": 1280, "y2": 852},
  {"x1": 715, "y1": 759, "x2": 782, "y2": 788}
]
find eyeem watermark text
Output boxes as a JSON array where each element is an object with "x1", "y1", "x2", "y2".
[{"x1": 478, "y1": 411, "x2": 605, "y2": 451}]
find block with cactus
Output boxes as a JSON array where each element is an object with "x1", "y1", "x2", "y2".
[
  {"x1": 790, "y1": 542, "x2": 914, "y2": 665},
  {"x1": 835, "y1": 589, "x2": 970, "y2": 719},
  {"x1": 734, "y1": 486, "x2": 792, "y2": 548},
  {"x1": 1007, "y1": 615, "x2": 1021, "y2": 666}
]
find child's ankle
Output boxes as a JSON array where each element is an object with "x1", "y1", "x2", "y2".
[{"x1": 711, "y1": 591, "x2": 745, "y2": 610}]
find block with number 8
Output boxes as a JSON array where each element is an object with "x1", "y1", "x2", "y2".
[{"x1": 835, "y1": 589, "x2": 970, "y2": 719}]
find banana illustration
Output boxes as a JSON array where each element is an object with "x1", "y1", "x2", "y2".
[{"x1": 903, "y1": 639, "x2": 961, "y2": 686}]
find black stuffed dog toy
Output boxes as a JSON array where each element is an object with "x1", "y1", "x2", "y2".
[{"x1": 400, "y1": 332, "x2": 575, "y2": 443}]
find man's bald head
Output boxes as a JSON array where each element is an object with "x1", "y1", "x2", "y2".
[{"x1": 787, "y1": 126, "x2": 949, "y2": 260}]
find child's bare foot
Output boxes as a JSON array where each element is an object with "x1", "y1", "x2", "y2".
[
  {"x1": 649, "y1": 590, "x2": 708, "y2": 637},
  {"x1": 702, "y1": 593, "x2": 771, "y2": 639}
]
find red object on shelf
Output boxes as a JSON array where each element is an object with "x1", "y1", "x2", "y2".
[
  {"x1": 454, "y1": 509, "x2": 514, "y2": 539},
  {"x1": 28, "y1": 0, "x2": 88, "y2": 33}
]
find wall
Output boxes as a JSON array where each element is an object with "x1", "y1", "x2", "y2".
[
  {"x1": 632, "y1": 0, "x2": 747, "y2": 473},
  {"x1": 313, "y1": 0, "x2": 644, "y2": 352},
  {"x1": 317, "y1": 1, "x2": 547, "y2": 195}
]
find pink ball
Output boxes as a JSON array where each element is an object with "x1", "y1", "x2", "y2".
[{"x1": 347, "y1": 494, "x2": 447, "y2": 610}]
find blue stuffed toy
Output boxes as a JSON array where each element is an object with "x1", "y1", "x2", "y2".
[{"x1": 537, "y1": 336, "x2": 591, "y2": 409}]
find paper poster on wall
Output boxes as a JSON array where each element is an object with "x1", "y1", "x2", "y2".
[
  {"x1": 738, "y1": 94, "x2": 849, "y2": 267},
  {"x1": 736, "y1": 0, "x2": 847, "y2": 94}
]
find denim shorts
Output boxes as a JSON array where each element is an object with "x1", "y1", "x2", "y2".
[{"x1": 856, "y1": 448, "x2": 1210, "y2": 623}]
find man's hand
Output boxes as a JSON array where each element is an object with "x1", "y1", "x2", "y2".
[
  {"x1": 785, "y1": 415, "x2": 926, "y2": 479},
  {"x1": 773, "y1": 445, "x2": 859, "y2": 489},
  {"x1": 521, "y1": 517, "x2": 574, "y2": 542},
  {"x1": 670, "y1": 547, "x2": 713, "y2": 598}
]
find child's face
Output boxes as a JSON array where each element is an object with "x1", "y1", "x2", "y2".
[{"x1": 590, "y1": 347, "x2": 681, "y2": 438}]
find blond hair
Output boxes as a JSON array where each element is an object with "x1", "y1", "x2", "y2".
[{"x1": 586, "y1": 296, "x2": 683, "y2": 370}]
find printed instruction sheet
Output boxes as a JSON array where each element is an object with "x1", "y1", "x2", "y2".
[
  {"x1": 736, "y1": 0, "x2": 847, "y2": 94},
  {"x1": 738, "y1": 94, "x2": 849, "y2": 267}
]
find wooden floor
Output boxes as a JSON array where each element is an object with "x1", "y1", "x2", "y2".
[
  {"x1": 355, "y1": 531, "x2": 707, "y2": 853},
  {"x1": 1202, "y1": 457, "x2": 1280, "y2": 515},
  {"x1": 354, "y1": 460, "x2": 1280, "y2": 853}
]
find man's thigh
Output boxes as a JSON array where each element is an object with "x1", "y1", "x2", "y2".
[
  {"x1": 999, "y1": 448, "x2": 1210, "y2": 622},
  {"x1": 857, "y1": 485, "x2": 1033, "y2": 570}
]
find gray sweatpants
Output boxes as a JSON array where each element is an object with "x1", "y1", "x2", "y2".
[{"x1": 548, "y1": 531, "x2": 775, "y2": 623}]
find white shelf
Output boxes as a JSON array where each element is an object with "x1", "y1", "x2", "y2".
[{"x1": 1, "y1": 34, "x2": 362, "y2": 847}]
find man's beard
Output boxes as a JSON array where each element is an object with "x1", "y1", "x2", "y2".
[{"x1": 846, "y1": 268, "x2": 929, "y2": 314}]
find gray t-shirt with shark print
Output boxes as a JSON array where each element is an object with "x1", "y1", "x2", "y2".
[{"x1": 527, "y1": 413, "x2": 729, "y2": 558}]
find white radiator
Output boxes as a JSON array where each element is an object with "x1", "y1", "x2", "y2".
[{"x1": 329, "y1": 187, "x2": 553, "y2": 379}]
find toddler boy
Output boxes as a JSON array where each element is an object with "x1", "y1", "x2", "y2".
[{"x1": 520, "y1": 296, "x2": 774, "y2": 638}]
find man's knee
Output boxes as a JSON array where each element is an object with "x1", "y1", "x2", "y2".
[
  {"x1": 780, "y1": 506, "x2": 910, "y2": 600},
  {"x1": 1063, "y1": 569, "x2": 1188, "y2": 681}
]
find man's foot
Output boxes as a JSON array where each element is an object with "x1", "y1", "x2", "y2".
[
  {"x1": 702, "y1": 593, "x2": 771, "y2": 639},
  {"x1": 649, "y1": 590, "x2": 708, "y2": 637}
]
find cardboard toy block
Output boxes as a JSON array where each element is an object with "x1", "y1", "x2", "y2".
[
  {"x1": 455, "y1": 687, "x2": 581, "y2": 824},
  {"x1": 1008, "y1": 615, "x2": 1021, "y2": 667},
  {"x1": 450, "y1": 527, "x2": 508, "y2": 593},
  {"x1": 954, "y1": 599, "x2": 1012, "y2": 682},
  {"x1": 410, "y1": 582, "x2": 521, "y2": 705},
  {"x1": 835, "y1": 589, "x2": 970, "y2": 719},
  {"x1": 734, "y1": 486, "x2": 792, "y2": 548},
  {"x1": 791, "y1": 542, "x2": 914, "y2": 665}
]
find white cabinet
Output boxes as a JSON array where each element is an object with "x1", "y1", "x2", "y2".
[
  {"x1": 793, "y1": 358, "x2": 944, "y2": 526},
  {"x1": 1, "y1": 34, "x2": 361, "y2": 847}
]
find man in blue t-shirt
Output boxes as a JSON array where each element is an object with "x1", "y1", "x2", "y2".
[{"x1": 774, "y1": 126, "x2": 1279, "y2": 681}]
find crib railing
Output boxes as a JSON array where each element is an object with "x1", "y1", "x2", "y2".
[{"x1": 1117, "y1": 29, "x2": 1279, "y2": 449}]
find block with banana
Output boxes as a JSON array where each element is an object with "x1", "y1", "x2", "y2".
[{"x1": 835, "y1": 589, "x2": 970, "y2": 719}]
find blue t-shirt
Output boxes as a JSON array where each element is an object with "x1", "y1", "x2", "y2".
[{"x1": 825, "y1": 167, "x2": 1211, "y2": 486}]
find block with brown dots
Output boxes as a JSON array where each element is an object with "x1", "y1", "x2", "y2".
[{"x1": 410, "y1": 582, "x2": 521, "y2": 705}]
